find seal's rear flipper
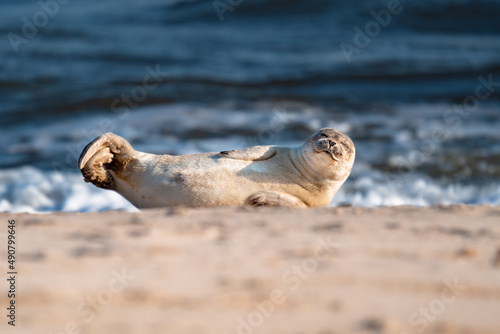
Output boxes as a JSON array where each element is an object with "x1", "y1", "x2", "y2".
[
  {"x1": 78, "y1": 133, "x2": 134, "y2": 190},
  {"x1": 248, "y1": 191, "x2": 307, "y2": 208},
  {"x1": 220, "y1": 146, "x2": 276, "y2": 161}
]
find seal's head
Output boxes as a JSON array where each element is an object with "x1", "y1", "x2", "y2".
[{"x1": 302, "y1": 128, "x2": 355, "y2": 181}]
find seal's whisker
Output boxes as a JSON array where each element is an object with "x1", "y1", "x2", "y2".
[{"x1": 329, "y1": 151, "x2": 341, "y2": 162}]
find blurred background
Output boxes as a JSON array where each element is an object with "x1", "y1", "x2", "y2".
[{"x1": 1, "y1": 0, "x2": 500, "y2": 212}]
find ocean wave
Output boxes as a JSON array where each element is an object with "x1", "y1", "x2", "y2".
[
  {"x1": 1, "y1": 166, "x2": 499, "y2": 213},
  {"x1": 333, "y1": 167, "x2": 500, "y2": 207},
  {"x1": 0, "y1": 166, "x2": 136, "y2": 213}
]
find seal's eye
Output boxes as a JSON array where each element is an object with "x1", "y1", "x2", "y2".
[{"x1": 320, "y1": 133, "x2": 329, "y2": 138}]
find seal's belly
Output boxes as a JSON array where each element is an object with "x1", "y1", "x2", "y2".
[
  {"x1": 156, "y1": 158, "x2": 274, "y2": 207},
  {"x1": 120, "y1": 153, "x2": 303, "y2": 208}
]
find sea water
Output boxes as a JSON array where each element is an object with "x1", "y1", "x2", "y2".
[{"x1": 1, "y1": 0, "x2": 499, "y2": 212}]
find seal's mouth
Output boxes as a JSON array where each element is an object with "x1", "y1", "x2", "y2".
[{"x1": 313, "y1": 139, "x2": 343, "y2": 162}]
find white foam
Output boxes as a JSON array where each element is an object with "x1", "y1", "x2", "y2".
[
  {"x1": 332, "y1": 167, "x2": 500, "y2": 207},
  {"x1": 2, "y1": 102, "x2": 499, "y2": 212},
  {"x1": 1, "y1": 165, "x2": 499, "y2": 213},
  {"x1": 0, "y1": 166, "x2": 137, "y2": 213}
]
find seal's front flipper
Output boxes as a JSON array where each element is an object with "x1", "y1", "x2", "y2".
[
  {"x1": 78, "y1": 133, "x2": 135, "y2": 190},
  {"x1": 248, "y1": 191, "x2": 307, "y2": 208},
  {"x1": 220, "y1": 146, "x2": 276, "y2": 161}
]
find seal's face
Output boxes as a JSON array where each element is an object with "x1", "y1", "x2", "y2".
[{"x1": 304, "y1": 128, "x2": 355, "y2": 181}]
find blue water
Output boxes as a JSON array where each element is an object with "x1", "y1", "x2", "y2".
[{"x1": 1, "y1": 0, "x2": 500, "y2": 211}]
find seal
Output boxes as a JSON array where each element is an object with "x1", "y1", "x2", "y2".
[{"x1": 78, "y1": 128, "x2": 355, "y2": 208}]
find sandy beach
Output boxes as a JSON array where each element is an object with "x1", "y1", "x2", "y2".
[{"x1": 1, "y1": 205, "x2": 500, "y2": 334}]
